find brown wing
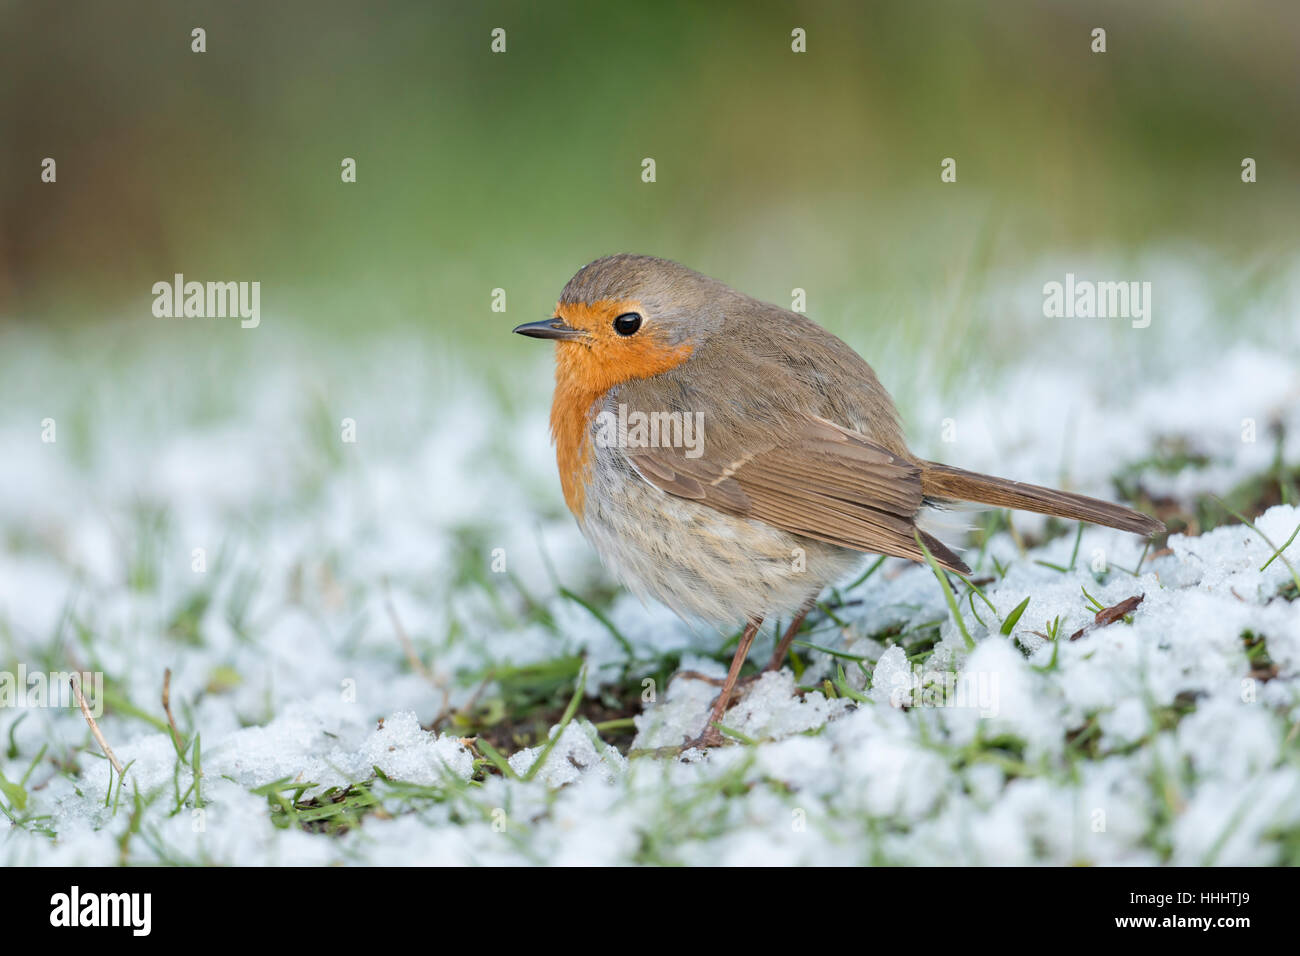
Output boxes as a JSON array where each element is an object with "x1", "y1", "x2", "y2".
[{"x1": 626, "y1": 415, "x2": 970, "y2": 574}]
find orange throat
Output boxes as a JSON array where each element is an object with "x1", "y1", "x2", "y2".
[
  {"x1": 550, "y1": 370, "x2": 602, "y2": 519},
  {"x1": 547, "y1": 303, "x2": 694, "y2": 519}
]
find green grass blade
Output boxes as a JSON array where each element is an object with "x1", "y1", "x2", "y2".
[{"x1": 914, "y1": 530, "x2": 974, "y2": 650}]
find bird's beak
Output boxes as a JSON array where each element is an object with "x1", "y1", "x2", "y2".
[{"x1": 513, "y1": 318, "x2": 586, "y2": 341}]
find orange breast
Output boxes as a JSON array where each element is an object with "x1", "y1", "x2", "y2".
[
  {"x1": 550, "y1": 369, "x2": 601, "y2": 518},
  {"x1": 547, "y1": 300, "x2": 694, "y2": 519}
]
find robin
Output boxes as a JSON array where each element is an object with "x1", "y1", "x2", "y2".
[{"x1": 514, "y1": 254, "x2": 1164, "y2": 749}]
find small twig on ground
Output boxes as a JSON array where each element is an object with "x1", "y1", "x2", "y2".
[
  {"x1": 1070, "y1": 594, "x2": 1144, "y2": 641},
  {"x1": 161, "y1": 668, "x2": 184, "y2": 754},
  {"x1": 70, "y1": 673, "x2": 123, "y2": 776},
  {"x1": 386, "y1": 596, "x2": 432, "y2": 683},
  {"x1": 383, "y1": 581, "x2": 452, "y2": 725}
]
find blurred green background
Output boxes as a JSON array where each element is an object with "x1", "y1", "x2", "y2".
[{"x1": 2, "y1": 0, "x2": 1297, "y2": 360}]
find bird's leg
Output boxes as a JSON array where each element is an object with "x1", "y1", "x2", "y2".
[
  {"x1": 681, "y1": 617, "x2": 761, "y2": 750},
  {"x1": 764, "y1": 601, "x2": 814, "y2": 673}
]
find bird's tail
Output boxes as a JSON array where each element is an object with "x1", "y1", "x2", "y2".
[{"x1": 919, "y1": 462, "x2": 1165, "y2": 536}]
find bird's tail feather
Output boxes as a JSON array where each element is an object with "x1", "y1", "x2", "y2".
[{"x1": 919, "y1": 462, "x2": 1164, "y2": 536}]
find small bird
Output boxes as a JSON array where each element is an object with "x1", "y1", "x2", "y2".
[{"x1": 515, "y1": 255, "x2": 1164, "y2": 749}]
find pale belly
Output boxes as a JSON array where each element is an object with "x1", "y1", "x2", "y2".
[{"x1": 578, "y1": 444, "x2": 865, "y2": 627}]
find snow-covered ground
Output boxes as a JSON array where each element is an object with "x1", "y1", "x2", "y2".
[{"x1": 2, "y1": 257, "x2": 1298, "y2": 865}]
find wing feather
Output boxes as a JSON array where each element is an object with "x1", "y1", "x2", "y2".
[{"x1": 625, "y1": 414, "x2": 969, "y2": 573}]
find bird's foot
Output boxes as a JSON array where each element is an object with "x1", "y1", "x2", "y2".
[{"x1": 679, "y1": 724, "x2": 728, "y2": 752}]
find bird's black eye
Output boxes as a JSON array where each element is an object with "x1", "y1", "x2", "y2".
[{"x1": 613, "y1": 312, "x2": 642, "y2": 336}]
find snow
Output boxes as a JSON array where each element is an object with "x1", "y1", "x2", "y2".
[{"x1": 1, "y1": 256, "x2": 1298, "y2": 865}]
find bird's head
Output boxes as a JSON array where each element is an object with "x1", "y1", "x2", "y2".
[{"x1": 514, "y1": 254, "x2": 730, "y2": 394}]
